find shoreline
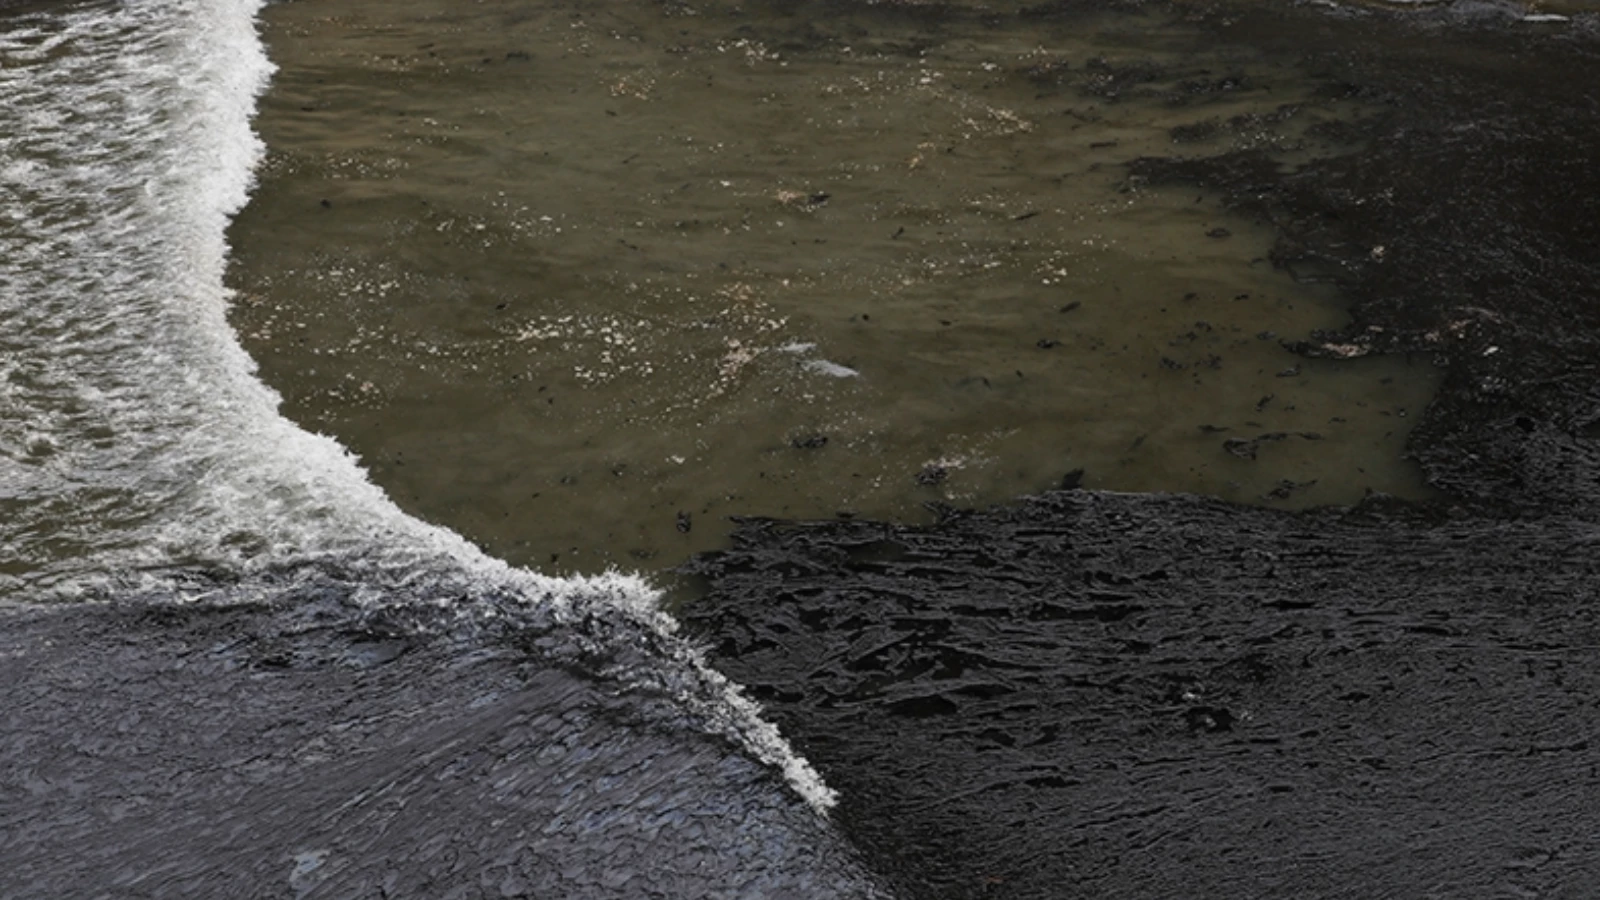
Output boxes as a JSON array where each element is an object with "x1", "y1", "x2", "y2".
[
  {"x1": 682, "y1": 3, "x2": 1600, "y2": 897},
  {"x1": 4, "y1": 0, "x2": 1598, "y2": 895}
]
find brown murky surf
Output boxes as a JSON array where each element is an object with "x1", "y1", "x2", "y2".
[{"x1": 227, "y1": 0, "x2": 1441, "y2": 574}]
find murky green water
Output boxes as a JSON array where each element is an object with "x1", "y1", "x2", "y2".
[{"x1": 227, "y1": 0, "x2": 1441, "y2": 574}]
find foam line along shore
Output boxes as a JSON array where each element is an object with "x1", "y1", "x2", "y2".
[{"x1": 0, "y1": 2, "x2": 882, "y2": 895}]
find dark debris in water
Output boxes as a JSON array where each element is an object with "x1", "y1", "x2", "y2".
[
  {"x1": 1222, "y1": 431, "x2": 1321, "y2": 460},
  {"x1": 1262, "y1": 477, "x2": 1317, "y2": 500},
  {"x1": 682, "y1": 6, "x2": 1600, "y2": 900},
  {"x1": 15, "y1": 2, "x2": 1600, "y2": 898}
]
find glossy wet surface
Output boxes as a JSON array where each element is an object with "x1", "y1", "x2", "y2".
[
  {"x1": 681, "y1": 7, "x2": 1600, "y2": 895},
  {"x1": 7, "y1": 1, "x2": 1600, "y2": 898}
]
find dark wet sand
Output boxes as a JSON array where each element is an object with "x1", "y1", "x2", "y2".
[
  {"x1": 0, "y1": 587, "x2": 887, "y2": 898},
  {"x1": 684, "y1": 3, "x2": 1600, "y2": 897},
  {"x1": 6, "y1": 1, "x2": 1598, "y2": 898}
]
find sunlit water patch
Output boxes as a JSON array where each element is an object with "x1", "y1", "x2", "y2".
[{"x1": 228, "y1": 0, "x2": 1440, "y2": 575}]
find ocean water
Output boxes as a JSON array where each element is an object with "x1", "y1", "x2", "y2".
[
  {"x1": 226, "y1": 0, "x2": 1442, "y2": 574},
  {"x1": 0, "y1": 0, "x2": 835, "y2": 813},
  {"x1": 1, "y1": 0, "x2": 1515, "y2": 866},
  {"x1": 0, "y1": 0, "x2": 1449, "y2": 832}
]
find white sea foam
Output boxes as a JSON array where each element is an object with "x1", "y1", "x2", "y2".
[
  {"x1": 0, "y1": 0, "x2": 835, "y2": 812},
  {"x1": 805, "y1": 358, "x2": 863, "y2": 378}
]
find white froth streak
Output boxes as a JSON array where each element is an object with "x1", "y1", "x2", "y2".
[{"x1": 0, "y1": 0, "x2": 835, "y2": 812}]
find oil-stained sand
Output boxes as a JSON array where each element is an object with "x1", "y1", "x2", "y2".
[{"x1": 228, "y1": 0, "x2": 1439, "y2": 573}]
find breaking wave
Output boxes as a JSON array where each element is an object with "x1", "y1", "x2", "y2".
[{"x1": 0, "y1": 0, "x2": 833, "y2": 811}]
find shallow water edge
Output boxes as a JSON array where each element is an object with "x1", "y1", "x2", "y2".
[
  {"x1": 227, "y1": 0, "x2": 1448, "y2": 575},
  {"x1": 3, "y1": 0, "x2": 1598, "y2": 896},
  {"x1": 683, "y1": 4, "x2": 1600, "y2": 897}
]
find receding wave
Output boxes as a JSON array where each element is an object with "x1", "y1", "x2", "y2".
[{"x1": 0, "y1": 0, "x2": 834, "y2": 815}]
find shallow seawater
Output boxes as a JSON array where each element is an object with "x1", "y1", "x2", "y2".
[
  {"x1": 227, "y1": 0, "x2": 1442, "y2": 574},
  {"x1": 0, "y1": 0, "x2": 840, "y2": 817}
]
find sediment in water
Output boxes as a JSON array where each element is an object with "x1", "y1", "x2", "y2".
[
  {"x1": 0, "y1": 2, "x2": 881, "y2": 895},
  {"x1": 682, "y1": 4, "x2": 1600, "y2": 898},
  {"x1": 226, "y1": 0, "x2": 1444, "y2": 574},
  {"x1": 7, "y1": 0, "x2": 1598, "y2": 895}
]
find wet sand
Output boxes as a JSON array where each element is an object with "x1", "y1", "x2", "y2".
[
  {"x1": 683, "y1": 3, "x2": 1600, "y2": 897},
  {"x1": 5, "y1": 1, "x2": 1599, "y2": 898}
]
